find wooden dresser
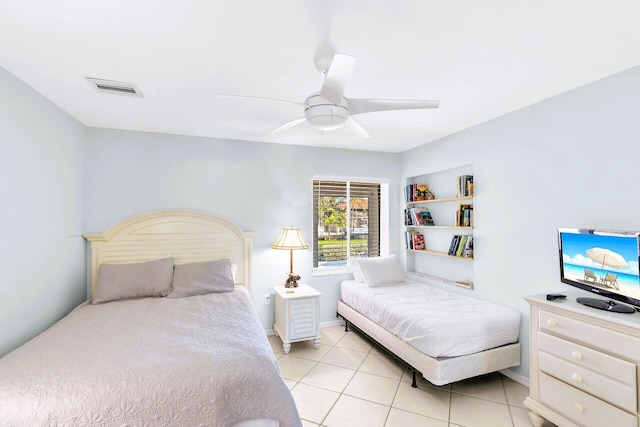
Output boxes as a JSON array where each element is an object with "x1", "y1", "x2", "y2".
[{"x1": 525, "y1": 293, "x2": 640, "y2": 427}]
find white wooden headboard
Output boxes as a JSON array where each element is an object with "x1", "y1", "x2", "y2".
[{"x1": 83, "y1": 210, "x2": 255, "y2": 298}]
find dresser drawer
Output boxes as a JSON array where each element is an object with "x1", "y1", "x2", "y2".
[
  {"x1": 540, "y1": 309, "x2": 640, "y2": 361},
  {"x1": 538, "y1": 332, "x2": 636, "y2": 387},
  {"x1": 540, "y1": 372, "x2": 638, "y2": 427},
  {"x1": 539, "y1": 350, "x2": 637, "y2": 413}
]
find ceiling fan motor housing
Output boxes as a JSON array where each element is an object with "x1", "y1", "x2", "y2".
[{"x1": 304, "y1": 94, "x2": 350, "y2": 131}]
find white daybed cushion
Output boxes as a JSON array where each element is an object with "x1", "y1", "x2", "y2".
[{"x1": 341, "y1": 279, "x2": 520, "y2": 358}]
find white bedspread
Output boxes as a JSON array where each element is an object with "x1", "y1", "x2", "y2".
[
  {"x1": 341, "y1": 280, "x2": 520, "y2": 358},
  {"x1": 0, "y1": 287, "x2": 301, "y2": 427}
]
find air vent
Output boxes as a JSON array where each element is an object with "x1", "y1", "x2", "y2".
[{"x1": 86, "y1": 77, "x2": 143, "y2": 98}]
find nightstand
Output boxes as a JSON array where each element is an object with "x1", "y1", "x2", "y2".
[{"x1": 273, "y1": 283, "x2": 321, "y2": 354}]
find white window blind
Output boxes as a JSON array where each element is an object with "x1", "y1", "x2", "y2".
[{"x1": 313, "y1": 179, "x2": 381, "y2": 269}]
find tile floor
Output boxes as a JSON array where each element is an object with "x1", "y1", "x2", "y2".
[{"x1": 269, "y1": 325, "x2": 553, "y2": 427}]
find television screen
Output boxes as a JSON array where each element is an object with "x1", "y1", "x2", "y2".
[{"x1": 558, "y1": 228, "x2": 640, "y2": 311}]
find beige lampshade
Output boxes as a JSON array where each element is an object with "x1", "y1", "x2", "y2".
[{"x1": 271, "y1": 227, "x2": 309, "y2": 250}]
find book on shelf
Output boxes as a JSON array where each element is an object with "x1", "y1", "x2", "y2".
[
  {"x1": 405, "y1": 231, "x2": 425, "y2": 250},
  {"x1": 455, "y1": 204, "x2": 473, "y2": 227},
  {"x1": 456, "y1": 175, "x2": 474, "y2": 197},
  {"x1": 405, "y1": 208, "x2": 436, "y2": 226},
  {"x1": 405, "y1": 183, "x2": 429, "y2": 202},
  {"x1": 448, "y1": 235, "x2": 473, "y2": 258},
  {"x1": 419, "y1": 210, "x2": 434, "y2": 226}
]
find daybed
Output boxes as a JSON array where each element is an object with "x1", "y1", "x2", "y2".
[
  {"x1": 337, "y1": 255, "x2": 521, "y2": 386},
  {"x1": 0, "y1": 210, "x2": 301, "y2": 427}
]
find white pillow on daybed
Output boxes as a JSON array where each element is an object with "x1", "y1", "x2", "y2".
[{"x1": 356, "y1": 255, "x2": 406, "y2": 287}]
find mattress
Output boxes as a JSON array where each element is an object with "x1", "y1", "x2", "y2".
[
  {"x1": 341, "y1": 280, "x2": 520, "y2": 358},
  {"x1": 0, "y1": 287, "x2": 301, "y2": 427}
]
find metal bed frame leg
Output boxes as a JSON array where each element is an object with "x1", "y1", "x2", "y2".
[
  {"x1": 411, "y1": 369, "x2": 418, "y2": 388},
  {"x1": 338, "y1": 313, "x2": 350, "y2": 332}
]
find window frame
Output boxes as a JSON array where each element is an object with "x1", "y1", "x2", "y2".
[{"x1": 311, "y1": 175, "x2": 389, "y2": 277}]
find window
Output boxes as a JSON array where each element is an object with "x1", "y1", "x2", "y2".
[{"x1": 312, "y1": 177, "x2": 389, "y2": 273}]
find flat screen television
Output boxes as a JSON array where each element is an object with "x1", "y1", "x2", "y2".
[{"x1": 558, "y1": 228, "x2": 640, "y2": 313}]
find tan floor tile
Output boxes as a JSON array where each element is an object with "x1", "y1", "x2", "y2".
[
  {"x1": 321, "y1": 325, "x2": 348, "y2": 346},
  {"x1": 385, "y1": 408, "x2": 448, "y2": 427},
  {"x1": 358, "y1": 352, "x2": 404, "y2": 380},
  {"x1": 290, "y1": 382, "x2": 340, "y2": 424},
  {"x1": 392, "y1": 380, "x2": 450, "y2": 421},
  {"x1": 300, "y1": 362, "x2": 356, "y2": 393},
  {"x1": 449, "y1": 393, "x2": 512, "y2": 427},
  {"x1": 321, "y1": 346, "x2": 368, "y2": 370},
  {"x1": 510, "y1": 406, "x2": 557, "y2": 427},
  {"x1": 289, "y1": 341, "x2": 333, "y2": 361},
  {"x1": 451, "y1": 372, "x2": 508, "y2": 404},
  {"x1": 335, "y1": 330, "x2": 374, "y2": 352},
  {"x1": 323, "y1": 394, "x2": 389, "y2": 427},
  {"x1": 278, "y1": 354, "x2": 317, "y2": 381},
  {"x1": 287, "y1": 326, "x2": 531, "y2": 427},
  {"x1": 503, "y1": 375, "x2": 529, "y2": 408},
  {"x1": 343, "y1": 371, "x2": 400, "y2": 406}
]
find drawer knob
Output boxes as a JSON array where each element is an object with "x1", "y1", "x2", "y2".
[
  {"x1": 547, "y1": 319, "x2": 557, "y2": 327},
  {"x1": 574, "y1": 403, "x2": 584, "y2": 412},
  {"x1": 571, "y1": 351, "x2": 583, "y2": 360},
  {"x1": 572, "y1": 374, "x2": 583, "y2": 383}
]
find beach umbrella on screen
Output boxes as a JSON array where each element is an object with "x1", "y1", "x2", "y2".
[{"x1": 586, "y1": 247, "x2": 627, "y2": 273}]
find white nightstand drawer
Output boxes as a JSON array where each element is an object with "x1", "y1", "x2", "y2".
[
  {"x1": 540, "y1": 309, "x2": 640, "y2": 361},
  {"x1": 289, "y1": 298, "x2": 317, "y2": 340},
  {"x1": 539, "y1": 350, "x2": 637, "y2": 413},
  {"x1": 538, "y1": 332, "x2": 636, "y2": 387},
  {"x1": 540, "y1": 372, "x2": 638, "y2": 427}
]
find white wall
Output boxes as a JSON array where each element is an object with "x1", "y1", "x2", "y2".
[
  {"x1": 4, "y1": 57, "x2": 640, "y2": 383},
  {"x1": 85, "y1": 129, "x2": 401, "y2": 328},
  {"x1": 0, "y1": 66, "x2": 87, "y2": 357},
  {"x1": 401, "y1": 65, "x2": 640, "y2": 380}
]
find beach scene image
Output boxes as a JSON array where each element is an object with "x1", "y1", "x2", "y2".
[{"x1": 561, "y1": 232, "x2": 640, "y2": 300}]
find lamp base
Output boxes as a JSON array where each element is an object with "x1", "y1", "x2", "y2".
[{"x1": 285, "y1": 273, "x2": 301, "y2": 288}]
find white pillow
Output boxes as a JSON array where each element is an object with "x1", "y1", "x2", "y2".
[
  {"x1": 350, "y1": 259, "x2": 365, "y2": 282},
  {"x1": 357, "y1": 255, "x2": 405, "y2": 287}
]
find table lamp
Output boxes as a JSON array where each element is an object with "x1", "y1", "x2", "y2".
[{"x1": 272, "y1": 227, "x2": 309, "y2": 288}]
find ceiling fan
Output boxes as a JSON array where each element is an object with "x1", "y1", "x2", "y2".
[{"x1": 221, "y1": 54, "x2": 440, "y2": 138}]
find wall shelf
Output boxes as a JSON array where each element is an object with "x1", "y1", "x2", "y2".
[
  {"x1": 408, "y1": 248, "x2": 474, "y2": 260},
  {"x1": 406, "y1": 225, "x2": 473, "y2": 230},
  {"x1": 404, "y1": 165, "x2": 474, "y2": 288},
  {"x1": 406, "y1": 195, "x2": 473, "y2": 205}
]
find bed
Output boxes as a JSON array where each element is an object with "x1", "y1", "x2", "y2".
[
  {"x1": 0, "y1": 209, "x2": 301, "y2": 427},
  {"x1": 337, "y1": 255, "x2": 521, "y2": 386}
]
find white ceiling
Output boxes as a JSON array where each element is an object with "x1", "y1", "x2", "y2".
[{"x1": 1, "y1": 1, "x2": 640, "y2": 153}]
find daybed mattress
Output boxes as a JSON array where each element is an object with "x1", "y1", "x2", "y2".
[
  {"x1": 0, "y1": 287, "x2": 300, "y2": 427},
  {"x1": 341, "y1": 280, "x2": 520, "y2": 358}
]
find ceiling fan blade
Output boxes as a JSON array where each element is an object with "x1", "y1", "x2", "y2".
[
  {"x1": 319, "y1": 54, "x2": 356, "y2": 104},
  {"x1": 217, "y1": 94, "x2": 304, "y2": 108},
  {"x1": 342, "y1": 116, "x2": 370, "y2": 138},
  {"x1": 267, "y1": 117, "x2": 306, "y2": 135},
  {"x1": 348, "y1": 99, "x2": 440, "y2": 115}
]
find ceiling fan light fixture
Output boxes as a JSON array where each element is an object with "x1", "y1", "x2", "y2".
[{"x1": 305, "y1": 104, "x2": 348, "y2": 130}]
